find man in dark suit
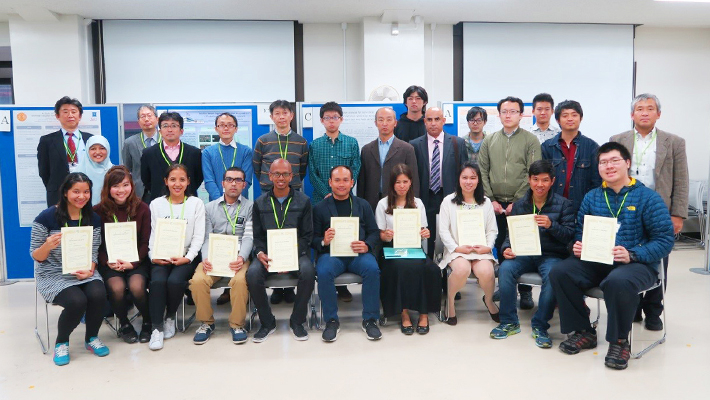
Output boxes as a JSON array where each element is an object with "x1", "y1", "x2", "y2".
[
  {"x1": 411, "y1": 107, "x2": 467, "y2": 257},
  {"x1": 37, "y1": 96, "x2": 94, "y2": 206},
  {"x1": 141, "y1": 112, "x2": 203, "y2": 202},
  {"x1": 357, "y1": 107, "x2": 419, "y2": 213}
]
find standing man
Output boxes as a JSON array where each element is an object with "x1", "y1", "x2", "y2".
[
  {"x1": 531, "y1": 93, "x2": 560, "y2": 143},
  {"x1": 464, "y1": 106, "x2": 487, "y2": 163},
  {"x1": 203, "y1": 112, "x2": 253, "y2": 201},
  {"x1": 541, "y1": 100, "x2": 601, "y2": 214},
  {"x1": 394, "y1": 85, "x2": 428, "y2": 143},
  {"x1": 478, "y1": 96, "x2": 541, "y2": 308},
  {"x1": 38, "y1": 96, "x2": 93, "y2": 206},
  {"x1": 141, "y1": 112, "x2": 203, "y2": 202},
  {"x1": 246, "y1": 159, "x2": 315, "y2": 343},
  {"x1": 410, "y1": 107, "x2": 467, "y2": 257},
  {"x1": 122, "y1": 105, "x2": 160, "y2": 200},
  {"x1": 610, "y1": 93, "x2": 688, "y2": 331},
  {"x1": 357, "y1": 107, "x2": 420, "y2": 213}
]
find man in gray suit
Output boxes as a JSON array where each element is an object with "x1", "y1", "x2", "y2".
[
  {"x1": 610, "y1": 93, "x2": 688, "y2": 332},
  {"x1": 122, "y1": 105, "x2": 160, "y2": 200}
]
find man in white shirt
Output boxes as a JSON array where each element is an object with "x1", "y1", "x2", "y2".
[{"x1": 531, "y1": 93, "x2": 560, "y2": 143}]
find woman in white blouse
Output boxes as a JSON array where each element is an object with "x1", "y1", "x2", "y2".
[{"x1": 438, "y1": 161, "x2": 498, "y2": 325}]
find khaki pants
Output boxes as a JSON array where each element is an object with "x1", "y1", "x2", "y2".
[{"x1": 188, "y1": 262, "x2": 249, "y2": 329}]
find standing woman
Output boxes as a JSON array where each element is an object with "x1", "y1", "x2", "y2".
[
  {"x1": 439, "y1": 161, "x2": 498, "y2": 325},
  {"x1": 147, "y1": 164, "x2": 205, "y2": 350},
  {"x1": 30, "y1": 172, "x2": 109, "y2": 366},
  {"x1": 94, "y1": 165, "x2": 152, "y2": 344},
  {"x1": 376, "y1": 164, "x2": 441, "y2": 335},
  {"x1": 78, "y1": 135, "x2": 114, "y2": 206}
]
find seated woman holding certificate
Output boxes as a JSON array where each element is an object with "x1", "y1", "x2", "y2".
[
  {"x1": 30, "y1": 172, "x2": 108, "y2": 366},
  {"x1": 147, "y1": 164, "x2": 206, "y2": 350},
  {"x1": 438, "y1": 161, "x2": 498, "y2": 325},
  {"x1": 375, "y1": 164, "x2": 441, "y2": 335},
  {"x1": 94, "y1": 166, "x2": 152, "y2": 344}
]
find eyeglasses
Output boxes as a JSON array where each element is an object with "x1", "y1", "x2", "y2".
[
  {"x1": 468, "y1": 118, "x2": 484, "y2": 124},
  {"x1": 224, "y1": 177, "x2": 245, "y2": 183},
  {"x1": 598, "y1": 158, "x2": 626, "y2": 166},
  {"x1": 139, "y1": 114, "x2": 155, "y2": 120},
  {"x1": 217, "y1": 124, "x2": 236, "y2": 129},
  {"x1": 500, "y1": 110, "x2": 520, "y2": 115},
  {"x1": 269, "y1": 172, "x2": 292, "y2": 178},
  {"x1": 160, "y1": 124, "x2": 180, "y2": 129},
  {"x1": 322, "y1": 116, "x2": 341, "y2": 122}
]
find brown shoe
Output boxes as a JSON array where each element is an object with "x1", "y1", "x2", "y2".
[
  {"x1": 216, "y1": 289, "x2": 230, "y2": 305},
  {"x1": 445, "y1": 316, "x2": 458, "y2": 326}
]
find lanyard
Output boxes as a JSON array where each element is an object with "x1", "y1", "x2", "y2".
[
  {"x1": 160, "y1": 142, "x2": 184, "y2": 166},
  {"x1": 112, "y1": 214, "x2": 130, "y2": 223},
  {"x1": 277, "y1": 133, "x2": 289, "y2": 159},
  {"x1": 604, "y1": 190, "x2": 629, "y2": 218},
  {"x1": 633, "y1": 130, "x2": 656, "y2": 173},
  {"x1": 141, "y1": 132, "x2": 161, "y2": 149},
  {"x1": 218, "y1": 142, "x2": 237, "y2": 171},
  {"x1": 532, "y1": 200, "x2": 546, "y2": 215},
  {"x1": 170, "y1": 197, "x2": 187, "y2": 219},
  {"x1": 270, "y1": 196, "x2": 293, "y2": 229},
  {"x1": 347, "y1": 197, "x2": 352, "y2": 217},
  {"x1": 65, "y1": 214, "x2": 82, "y2": 227},
  {"x1": 63, "y1": 135, "x2": 78, "y2": 163},
  {"x1": 222, "y1": 202, "x2": 242, "y2": 235}
]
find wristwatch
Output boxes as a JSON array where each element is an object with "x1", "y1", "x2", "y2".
[{"x1": 628, "y1": 250, "x2": 637, "y2": 263}]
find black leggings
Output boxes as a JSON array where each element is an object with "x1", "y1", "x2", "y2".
[
  {"x1": 149, "y1": 261, "x2": 197, "y2": 331},
  {"x1": 106, "y1": 274, "x2": 150, "y2": 327},
  {"x1": 53, "y1": 280, "x2": 106, "y2": 343}
]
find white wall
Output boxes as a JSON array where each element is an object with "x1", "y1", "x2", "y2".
[
  {"x1": 0, "y1": 22, "x2": 10, "y2": 46},
  {"x1": 635, "y1": 26, "x2": 710, "y2": 181},
  {"x1": 424, "y1": 24, "x2": 454, "y2": 108}
]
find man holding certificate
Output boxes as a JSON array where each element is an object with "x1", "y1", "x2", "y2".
[
  {"x1": 549, "y1": 142, "x2": 674, "y2": 370},
  {"x1": 246, "y1": 159, "x2": 315, "y2": 343},
  {"x1": 188, "y1": 167, "x2": 254, "y2": 345},
  {"x1": 312, "y1": 165, "x2": 382, "y2": 342},
  {"x1": 491, "y1": 160, "x2": 575, "y2": 348}
]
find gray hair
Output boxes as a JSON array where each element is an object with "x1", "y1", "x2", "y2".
[
  {"x1": 374, "y1": 107, "x2": 396, "y2": 120},
  {"x1": 136, "y1": 104, "x2": 158, "y2": 119},
  {"x1": 631, "y1": 93, "x2": 661, "y2": 113}
]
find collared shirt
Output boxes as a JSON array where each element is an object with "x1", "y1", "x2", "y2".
[
  {"x1": 427, "y1": 131, "x2": 444, "y2": 171},
  {"x1": 308, "y1": 131, "x2": 361, "y2": 204},
  {"x1": 558, "y1": 134, "x2": 578, "y2": 198},
  {"x1": 201, "y1": 194, "x2": 254, "y2": 261},
  {"x1": 531, "y1": 124, "x2": 560, "y2": 143},
  {"x1": 465, "y1": 132, "x2": 486, "y2": 162},
  {"x1": 61, "y1": 128, "x2": 87, "y2": 172},
  {"x1": 630, "y1": 127, "x2": 657, "y2": 190},
  {"x1": 378, "y1": 135, "x2": 394, "y2": 167},
  {"x1": 144, "y1": 130, "x2": 159, "y2": 147},
  {"x1": 220, "y1": 138, "x2": 237, "y2": 149},
  {"x1": 164, "y1": 141, "x2": 181, "y2": 161}
]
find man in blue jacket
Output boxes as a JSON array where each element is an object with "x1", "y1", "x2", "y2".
[{"x1": 549, "y1": 142, "x2": 674, "y2": 370}]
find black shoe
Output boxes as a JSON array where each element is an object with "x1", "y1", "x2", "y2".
[
  {"x1": 454, "y1": 292, "x2": 462, "y2": 301},
  {"x1": 492, "y1": 290, "x2": 500, "y2": 302},
  {"x1": 362, "y1": 319, "x2": 382, "y2": 340},
  {"x1": 289, "y1": 321, "x2": 309, "y2": 341},
  {"x1": 138, "y1": 323, "x2": 151, "y2": 343},
  {"x1": 634, "y1": 307, "x2": 643, "y2": 322},
  {"x1": 185, "y1": 291, "x2": 195, "y2": 306},
  {"x1": 644, "y1": 314, "x2": 663, "y2": 331},
  {"x1": 216, "y1": 289, "x2": 230, "y2": 305},
  {"x1": 400, "y1": 321, "x2": 414, "y2": 335},
  {"x1": 270, "y1": 288, "x2": 284, "y2": 305},
  {"x1": 283, "y1": 288, "x2": 296, "y2": 304},
  {"x1": 416, "y1": 324, "x2": 430, "y2": 335},
  {"x1": 520, "y1": 291, "x2": 534, "y2": 310},
  {"x1": 337, "y1": 286, "x2": 353, "y2": 302},
  {"x1": 483, "y1": 295, "x2": 500, "y2": 323},
  {"x1": 252, "y1": 324, "x2": 276, "y2": 343},
  {"x1": 120, "y1": 323, "x2": 138, "y2": 344},
  {"x1": 322, "y1": 319, "x2": 340, "y2": 342},
  {"x1": 605, "y1": 339, "x2": 631, "y2": 370},
  {"x1": 445, "y1": 316, "x2": 458, "y2": 326},
  {"x1": 559, "y1": 330, "x2": 597, "y2": 355}
]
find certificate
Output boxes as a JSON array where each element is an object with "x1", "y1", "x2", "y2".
[
  {"x1": 507, "y1": 215, "x2": 542, "y2": 256},
  {"x1": 61, "y1": 226, "x2": 93, "y2": 274},
  {"x1": 207, "y1": 233, "x2": 240, "y2": 277},
  {"x1": 104, "y1": 222, "x2": 140, "y2": 263},
  {"x1": 153, "y1": 219, "x2": 187, "y2": 260},
  {"x1": 581, "y1": 216, "x2": 617, "y2": 265},
  {"x1": 330, "y1": 217, "x2": 359, "y2": 257},
  {"x1": 267, "y1": 228, "x2": 299, "y2": 272},
  {"x1": 393, "y1": 209, "x2": 421, "y2": 249},
  {"x1": 456, "y1": 209, "x2": 487, "y2": 246}
]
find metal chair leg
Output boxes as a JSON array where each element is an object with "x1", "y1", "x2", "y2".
[
  {"x1": 631, "y1": 282, "x2": 667, "y2": 359},
  {"x1": 176, "y1": 296, "x2": 196, "y2": 333},
  {"x1": 35, "y1": 289, "x2": 49, "y2": 354}
]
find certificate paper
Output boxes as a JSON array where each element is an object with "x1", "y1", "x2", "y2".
[
  {"x1": 153, "y1": 219, "x2": 187, "y2": 260},
  {"x1": 267, "y1": 228, "x2": 299, "y2": 272},
  {"x1": 330, "y1": 217, "x2": 359, "y2": 257},
  {"x1": 456, "y1": 209, "x2": 487, "y2": 246},
  {"x1": 507, "y1": 215, "x2": 542, "y2": 256},
  {"x1": 104, "y1": 222, "x2": 140, "y2": 263},
  {"x1": 581, "y1": 216, "x2": 617, "y2": 265},
  {"x1": 207, "y1": 233, "x2": 240, "y2": 277},
  {"x1": 61, "y1": 226, "x2": 93, "y2": 274},
  {"x1": 393, "y1": 209, "x2": 421, "y2": 249}
]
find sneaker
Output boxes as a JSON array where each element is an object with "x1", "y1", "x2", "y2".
[
  {"x1": 85, "y1": 337, "x2": 110, "y2": 357},
  {"x1": 231, "y1": 328, "x2": 248, "y2": 344},
  {"x1": 252, "y1": 324, "x2": 276, "y2": 343},
  {"x1": 163, "y1": 318, "x2": 176, "y2": 339},
  {"x1": 120, "y1": 323, "x2": 138, "y2": 344},
  {"x1": 270, "y1": 288, "x2": 284, "y2": 304},
  {"x1": 532, "y1": 327, "x2": 553, "y2": 348},
  {"x1": 362, "y1": 319, "x2": 382, "y2": 341},
  {"x1": 644, "y1": 314, "x2": 663, "y2": 331},
  {"x1": 53, "y1": 342, "x2": 70, "y2": 366},
  {"x1": 283, "y1": 288, "x2": 296, "y2": 304},
  {"x1": 520, "y1": 291, "x2": 534, "y2": 310},
  {"x1": 193, "y1": 323, "x2": 215, "y2": 344},
  {"x1": 337, "y1": 286, "x2": 353, "y2": 302},
  {"x1": 605, "y1": 339, "x2": 631, "y2": 370},
  {"x1": 149, "y1": 329, "x2": 164, "y2": 351},
  {"x1": 490, "y1": 323, "x2": 521, "y2": 339},
  {"x1": 322, "y1": 319, "x2": 340, "y2": 342},
  {"x1": 290, "y1": 322, "x2": 309, "y2": 341},
  {"x1": 139, "y1": 323, "x2": 151, "y2": 343},
  {"x1": 559, "y1": 330, "x2": 597, "y2": 355}
]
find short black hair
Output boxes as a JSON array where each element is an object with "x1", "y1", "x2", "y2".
[
  {"x1": 532, "y1": 93, "x2": 554, "y2": 110},
  {"x1": 269, "y1": 100, "x2": 293, "y2": 114},
  {"x1": 54, "y1": 96, "x2": 83, "y2": 116},
  {"x1": 497, "y1": 96, "x2": 524, "y2": 114},
  {"x1": 329, "y1": 165, "x2": 353, "y2": 179},
  {"x1": 158, "y1": 112, "x2": 184, "y2": 129},
  {"x1": 215, "y1": 112, "x2": 238, "y2": 127},
  {"x1": 223, "y1": 167, "x2": 245, "y2": 181},
  {"x1": 597, "y1": 142, "x2": 632, "y2": 165},
  {"x1": 466, "y1": 106, "x2": 487, "y2": 122},
  {"x1": 403, "y1": 85, "x2": 428, "y2": 111},
  {"x1": 554, "y1": 100, "x2": 583, "y2": 121},
  {"x1": 528, "y1": 159, "x2": 555, "y2": 179},
  {"x1": 320, "y1": 102, "x2": 343, "y2": 118}
]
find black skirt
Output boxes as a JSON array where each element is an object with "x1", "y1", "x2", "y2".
[{"x1": 380, "y1": 255, "x2": 442, "y2": 317}]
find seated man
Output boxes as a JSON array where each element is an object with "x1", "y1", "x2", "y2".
[
  {"x1": 189, "y1": 167, "x2": 253, "y2": 345},
  {"x1": 490, "y1": 160, "x2": 575, "y2": 348},
  {"x1": 549, "y1": 142, "x2": 674, "y2": 370},
  {"x1": 312, "y1": 166, "x2": 382, "y2": 342},
  {"x1": 246, "y1": 159, "x2": 315, "y2": 343}
]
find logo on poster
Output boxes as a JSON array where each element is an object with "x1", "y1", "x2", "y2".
[{"x1": 16, "y1": 113, "x2": 27, "y2": 122}]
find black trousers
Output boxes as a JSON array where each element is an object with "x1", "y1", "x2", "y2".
[
  {"x1": 423, "y1": 189, "x2": 445, "y2": 258},
  {"x1": 549, "y1": 256, "x2": 657, "y2": 342},
  {"x1": 149, "y1": 260, "x2": 198, "y2": 330},
  {"x1": 53, "y1": 280, "x2": 106, "y2": 343},
  {"x1": 638, "y1": 255, "x2": 669, "y2": 318},
  {"x1": 494, "y1": 202, "x2": 531, "y2": 293}
]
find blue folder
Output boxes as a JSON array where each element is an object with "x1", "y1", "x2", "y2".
[{"x1": 383, "y1": 248, "x2": 427, "y2": 259}]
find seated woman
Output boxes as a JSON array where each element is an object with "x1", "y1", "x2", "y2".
[
  {"x1": 376, "y1": 164, "x2": 441, "y2": 335},
  {"x1": 77, "y1": 135, "x2": 113, "y2": 206},
  {"x1": 94, "y1": 165, "x2": 152, "y2": 344},
  {"x1": 438, "y1": 161, "x2": 498, "y2": 326},
  {"x1": 30, "y1": 172, "x2": 109, "y2": 366},
  {"x1": 147, "y1": 164, "x2": 205, "y2": 350}
]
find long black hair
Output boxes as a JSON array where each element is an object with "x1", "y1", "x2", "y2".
[
  {"x1": 452, "y1": 161, "x2": 485, "y2": 206},
  {"x1": 56, "y1": 172, "x2": 93, "y2": 226},
  {"x1": 385, "y1": 163, "x2": 417, "y2": 214}
]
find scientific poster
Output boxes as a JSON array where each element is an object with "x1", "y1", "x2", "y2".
[
  {"x1": 311, "y1": 106, "x2": 382, "y2": 150},
  {"x1": 455, "y1": 105, "x2": 534, "y2": 138}
]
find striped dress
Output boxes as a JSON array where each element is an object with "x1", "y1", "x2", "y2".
[{"x1": 30, "y1": 206, "x2": 102, "y2": 303}]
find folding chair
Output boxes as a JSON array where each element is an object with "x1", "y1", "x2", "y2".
[
  {"x1": 35, "y1": 281, "x2": 51, "y2": 354},
  {"x1": 248, "y1": 274, "x2": 318, "y2": 331},
  {"x1": 176, "y1": 294, "x2": 197, "y2": 333},
  {"x1": 315, "y1": 272, "x2": 363, "y2": 329},
  {"x1": 675, "y1": 180, "x2": 706, "y2": 250},
  {"x1": 437, "y1": 264, "x2": 499, "y2": 322}
]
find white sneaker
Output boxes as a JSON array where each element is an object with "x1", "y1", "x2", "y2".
[
  {"x1": 163, "y1": 318, "x2": 176, "y2": 339},
  {"x1": 148, "y1": 329, "x2": 164, "y2": 351}
]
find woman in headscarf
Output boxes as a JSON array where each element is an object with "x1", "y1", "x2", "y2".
[{"x1": 78, "y1": 135, "x2": 113, "y2": 205}]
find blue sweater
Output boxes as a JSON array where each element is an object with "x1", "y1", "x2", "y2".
[{"x1": 202, "y1": 142, "x2": 253, "y2": 201}]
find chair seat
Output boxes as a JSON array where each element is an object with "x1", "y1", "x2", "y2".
[
  {"x1": 333, "y1": 272, "x2": 363, "y2": 285},
  {"x1": 264, "y1": 274, "x2": 299, "y2": 288},
  {"x1": 585, "y1": 287, "x2": 604, "y2": 299},
  {"x1": 517, "y1": 272, "x2": 543, "y2": 286}
]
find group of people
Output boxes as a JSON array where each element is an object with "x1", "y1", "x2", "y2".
[{"x1": 31, "y1": 87, "x2": 688, "y2": 371}]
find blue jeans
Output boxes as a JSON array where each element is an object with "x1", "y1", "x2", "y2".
[
  {"x1": 498, "y1": 255, "x2": 560, "y2": 330},
  {"x1": 316, "y1": 253, "x2": 380, "y2": 321}
]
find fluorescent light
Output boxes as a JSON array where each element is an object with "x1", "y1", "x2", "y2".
[{"x1": 656, "y1": 0, "x2": 710, "y2": 3}]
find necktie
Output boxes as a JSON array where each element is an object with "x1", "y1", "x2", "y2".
[
  {"x1": 67, "y1": 132, "x2": 77, "y2": 163},
  {"x1": 430, "y1": 139, "x2": 441, "y2": 193}
]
